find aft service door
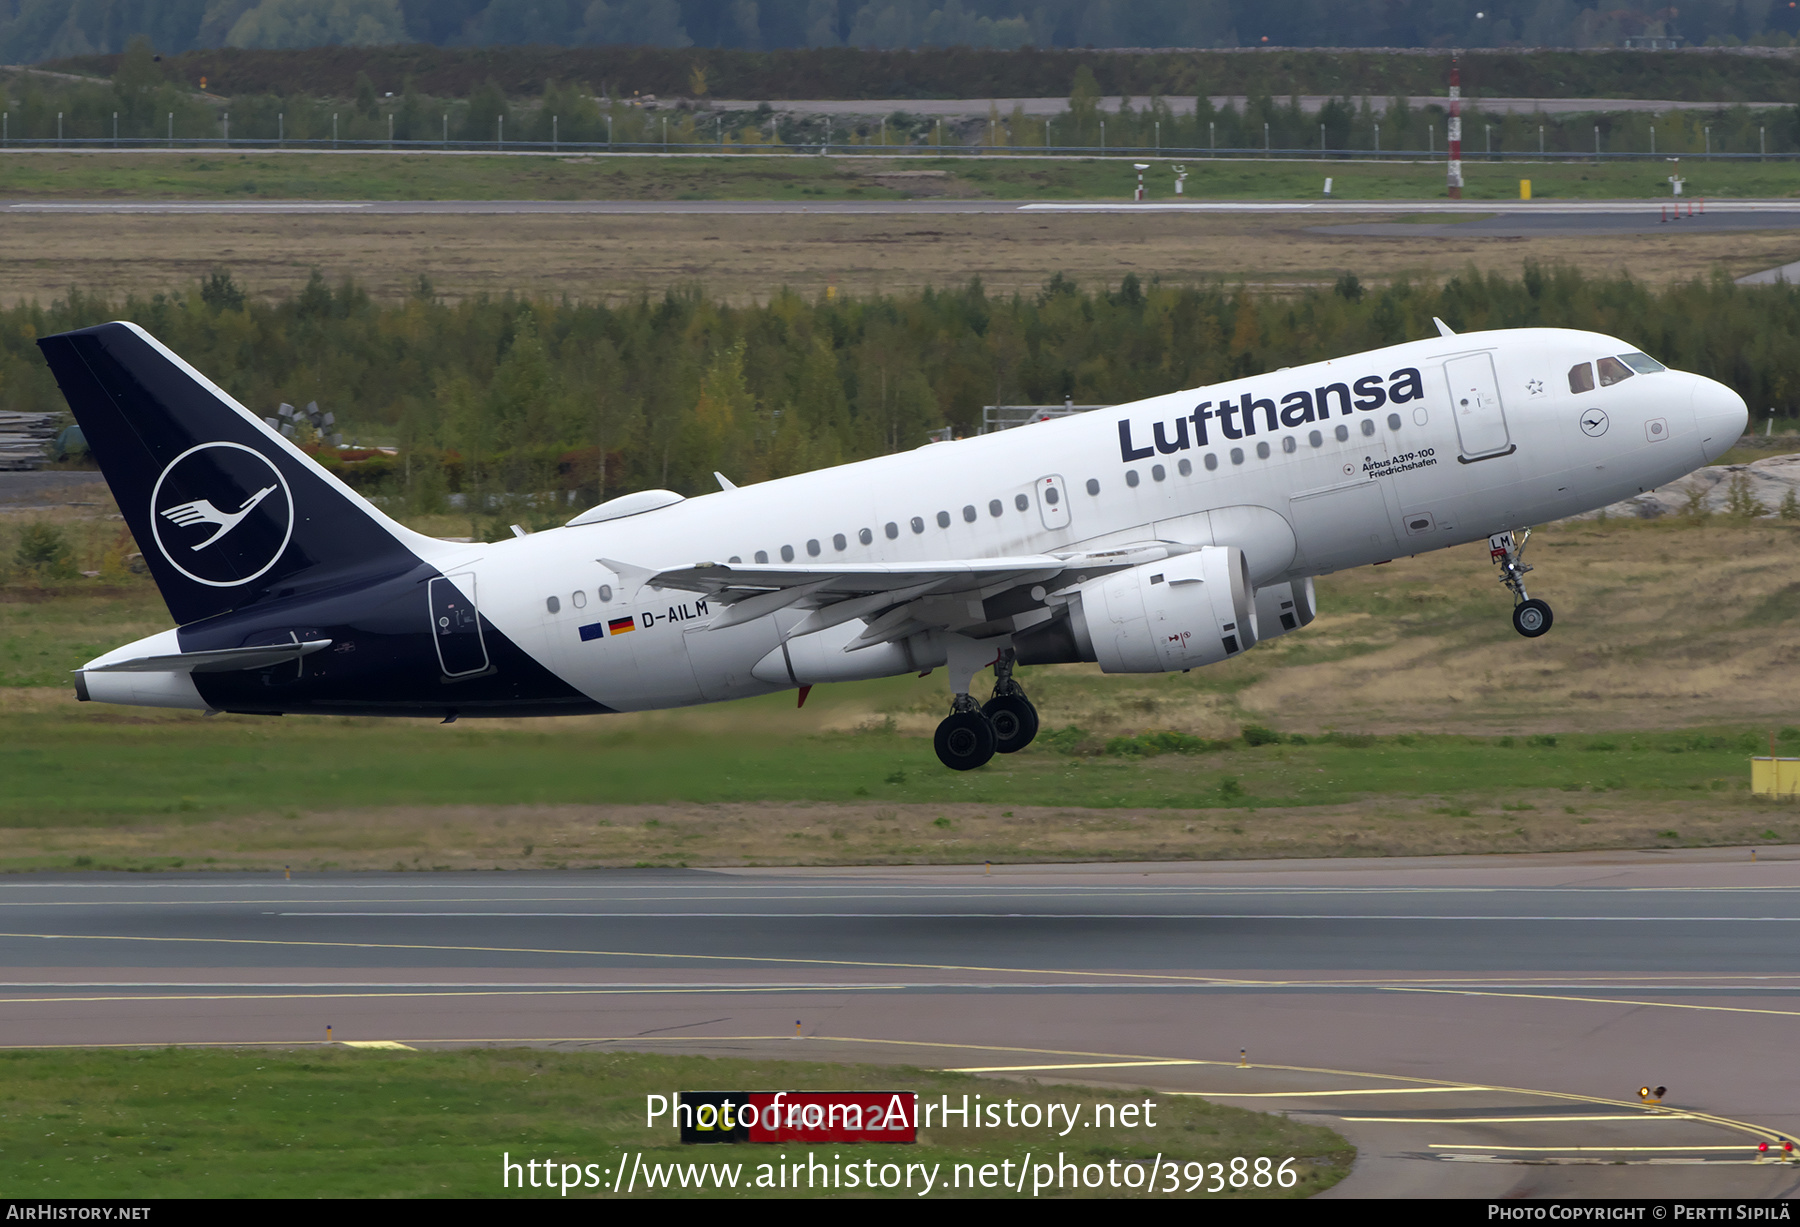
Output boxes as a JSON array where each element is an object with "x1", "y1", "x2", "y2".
[
  {"x1": 1444, "y1": 352, "x2": 1513, "y2": 461},
  {"x1": 429, "y1": 574, "x2": 489, "y2": 677}
]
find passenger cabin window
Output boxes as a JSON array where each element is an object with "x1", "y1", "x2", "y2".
[
  {"x1": 910, "y1": 517, "x2": 925, "y2": 534},
  {"x1": 1204, "y1": 454, "x2": 1219, "y2": 471},
  {"x1": 546, "y1": 596, "x2": 560, "y2": 614},
  {"x1": 1178, "y1": 458, "x2": 1192, "y2": 475},
  {"x1": 962, "y1": 505, "x2": 977, "y2": 523},
  {"x1": 859, "y1": 528, "x2": 873, "y2": 545},
  {"x1": 1620, "y1": 351, "x2": 1667, "y2": 374},
  {"x1": 1568, "y1": 362, "x2": 1595, "y2": 393},
  {"x1": 988, "y1": 499, "x2": 1003, "y2": 517},
  {"x1": 833, "y1": 533, "x2": 847, "y2": 551},
  {"x1": 886, "y1": 522, "x2": 899, "y2": 539},
  {"x1": 599, "y1": 584, "x2": 613, "y2": 602},
  {"x1": 936, "y1": 511, "x2": 952, "y2": 528},
  {"x1": 806, "y1": 539, "x2": 821, "y2": 556},
  {"x1": 1596, "y1": 356, "x2": 1634, "y2": 387},
  {"x1": 571, "y1": 590, "x2": 587, "y2": 608},
  {"x1": 755, "y1": 550, "x2": 769, "y2": 563},
  {"x1": 781, "y1": 545, "x2": 796, "y2": 562},
  {"x1": 1126, "y1": 470, "x2": 1140, "y2": 487},
  {"x1": 1016, "y1": 493, "x2": 1031, "y2": 509},
  {"x1": 1084, "y1": 480, "x2": 1099, "y2": 496},
  {"x1": 1152, "y1": 463, "x2": 1166, "y2": 481}
]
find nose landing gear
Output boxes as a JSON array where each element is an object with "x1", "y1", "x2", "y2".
[
  {"x1": 933, "y1": 649, "x2": 1039, "y2": 770},
  {"x1": 1490, "y1": 530, "x2": 1554, "y2": 639}
]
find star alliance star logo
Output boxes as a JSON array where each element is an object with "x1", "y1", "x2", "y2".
[{"x1": 1526, "y1": 379, "x2": 1545, "y2": 397}]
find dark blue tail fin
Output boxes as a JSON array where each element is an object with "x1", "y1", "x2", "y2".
[{"x1": 38, "y1": 321, "x2": 445, "y2": 626}]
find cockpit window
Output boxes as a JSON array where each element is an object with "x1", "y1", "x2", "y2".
[
  {"x1": 1596, "y1": 356, "x2": 1633, "y2": 387},
  {"x1": 1619, "y1": 351, "x2": 1667, "y2": 374},
  {"x1": 1568, "y1": 363, "x2": 1595, "y2": 394}
]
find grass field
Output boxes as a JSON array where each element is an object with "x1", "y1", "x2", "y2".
[
  {"x1": 0, "y1": 205, "x2": 1794, "y2": 309},
  {"x1": 2, "y1": 150, "x2": 1798, "y2": 203},
  {"x1": 1, "y1": 500, "x2": 1798, "y2": 869},
  {"x1": 0, "y1": 1047, "x2": 1351, "y2": 1198}
]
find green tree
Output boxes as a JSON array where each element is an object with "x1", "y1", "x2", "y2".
[{"x1": 226, "y1": 0, "x2": 406, "y2": 49}]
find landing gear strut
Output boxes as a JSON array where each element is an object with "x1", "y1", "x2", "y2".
[
  {"x1": 933, "y1": 648, "x2": 1038, "y2": 770},
  {"x1": 1490, "y1": 529, "x2": 1553, "y2": 639}
]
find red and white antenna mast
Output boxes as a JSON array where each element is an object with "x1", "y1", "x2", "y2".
[{"x1": 1447, "y1": 53, "x2": 1464, "y2": 199}]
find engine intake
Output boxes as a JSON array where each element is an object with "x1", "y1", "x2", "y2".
[
  {"x1": 1069, "y1": 546, "x2": 1257, "y2": 673},
  {"x1": 1252, "y1": 577, "x2": 1317, "y2": 640}
]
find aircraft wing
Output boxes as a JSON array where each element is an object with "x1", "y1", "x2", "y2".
[
  {"x1": 641, "y1": 551, "x2": 1159, "y2": 643},
  {"x1": 650, "y1": 557, "x2": 1069, "y2": 599}
]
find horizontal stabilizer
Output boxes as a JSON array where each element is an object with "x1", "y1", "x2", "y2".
[{"x1": 85, "y1": 639, "x2": 332, "y2": 674}]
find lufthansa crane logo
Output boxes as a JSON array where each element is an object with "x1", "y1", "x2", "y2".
[{"x1": 150, "y1": 442, "x2": 294, "y2": 587}]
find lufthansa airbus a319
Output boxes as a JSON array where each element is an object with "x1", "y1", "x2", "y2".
[{"x1": 40, "y1": 319, "x2": 1746, "y2": 771}]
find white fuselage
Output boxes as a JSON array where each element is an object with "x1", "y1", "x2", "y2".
[{"x1": 82, "y1": 327, "x2": 1747, "y2": 714}]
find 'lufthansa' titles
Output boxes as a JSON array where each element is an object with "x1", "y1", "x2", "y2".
[{"x1": 1118, "y1": 368, "x2": 1425, "y2": 462}]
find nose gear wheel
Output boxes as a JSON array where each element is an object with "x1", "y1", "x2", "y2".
[{"x1": 1490, "y1": 529, "x2": 1554, "y2": 639}]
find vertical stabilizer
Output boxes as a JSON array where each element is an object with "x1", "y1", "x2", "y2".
[{"x1": 38, "y1": 321, "x2": 451, "y2": 625}]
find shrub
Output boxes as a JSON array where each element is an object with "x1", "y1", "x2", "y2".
[
  {"x1": 1724, "y1": 473, "x2": 1769, "y2": 520},
  {"x1": 1241, "y1": 724, "x2": 1283, "y2": 746},
  {"x1": 14, "y1": 522, "x2": 71, "y2": 575}
]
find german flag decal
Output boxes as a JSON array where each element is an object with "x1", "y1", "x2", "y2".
[{"x1": 607, "y1": 615, "x2": 636, "y2": 636}]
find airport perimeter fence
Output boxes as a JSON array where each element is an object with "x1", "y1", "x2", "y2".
[{"x1": 4, "y1": 133, "x2": 1798, "y2": 162}]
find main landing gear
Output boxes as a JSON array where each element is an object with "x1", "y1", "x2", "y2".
[
  {"x1": 933, "y1": 650, "x2": 1039, "y2": 771},
  {"x1": 1490, "y1": 529, "x2": 1554, "y2": 639}
]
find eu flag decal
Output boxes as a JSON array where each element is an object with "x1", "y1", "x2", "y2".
[{"x1": 578, "y1": 622, "x2": 605, "y2": 642}]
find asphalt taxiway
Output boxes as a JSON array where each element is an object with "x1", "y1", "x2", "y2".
[{"x1": 4, "y1": 847, "x2": 1799, "y2": 1197}]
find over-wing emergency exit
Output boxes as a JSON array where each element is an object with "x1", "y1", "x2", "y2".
[{"x1": 40, "y1": 321, "x2": 1745, "y2": 770}]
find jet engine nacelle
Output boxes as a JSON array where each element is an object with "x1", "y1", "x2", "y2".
[
  {"x1": 1070, "y1": 545, "x2": 1257, "y2": 673},
  {"x1": 1252, "y1": 577, "x2": 1318, "y2": 641}
]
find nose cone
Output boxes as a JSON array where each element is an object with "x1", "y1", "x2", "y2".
[{"x1": 1692, "y1": 376, "x2": 1748, "y2": 464}]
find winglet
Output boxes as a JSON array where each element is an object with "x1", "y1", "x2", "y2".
[
  {"x1": 1433, "y1": 317, "x2": 1456, "y2": 338},
  {"x1": 714, "y1": 471, "x2": 738, "y2": 491}
]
